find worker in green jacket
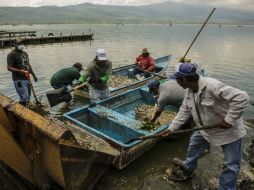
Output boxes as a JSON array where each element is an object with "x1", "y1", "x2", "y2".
[
  {"x1": 50, "y1": 62, "x2": 83, "y2": 89},
  {"x1": 50, "y1": 62, "x2": 83, "y2": 103},
  {"x1": 79, "y1": 49, "x2": 112, "y2": 103}
]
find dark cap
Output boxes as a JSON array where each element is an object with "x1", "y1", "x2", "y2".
[
  {"x1": 147, "y1": 80, "x2": 160, "y2": 93},
  {"x1": 170, "y1": 62, "x2": 196, "y2": 79},
  {"x1": 73, "y1": 62, "x2": 84, "y2": 70}
]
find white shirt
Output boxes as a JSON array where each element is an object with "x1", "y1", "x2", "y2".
[{"x1": 168, "y1": 76, "x2": 249, "y2": 146}]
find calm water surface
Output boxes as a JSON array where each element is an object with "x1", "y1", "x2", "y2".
[{"x1": 0, "y1": 24, "x2": 254, "y2": 189}]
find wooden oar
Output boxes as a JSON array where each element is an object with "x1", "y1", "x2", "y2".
[
  {"x1": 125, "y1": 125, "x2": 219, "y2": 144},
  {"x1": 181, "y1": 8, "x2": 216, "y2": 61},
  {"x1": 72, "y1": 82, "x2": 88, "y2": 91}
]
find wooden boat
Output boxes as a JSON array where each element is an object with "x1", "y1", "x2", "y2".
[
  {"x1": 74, "y1": 55, "x2": 171, "y2": 99},
  {"x1": 64, "y1": 85, "x2": 179, "y2": 169}
]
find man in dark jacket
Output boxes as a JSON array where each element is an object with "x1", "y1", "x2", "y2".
[
  {"x1": 50, "y1": 62, "x2": 83, "y2": 89},
  {"x1": 49, "y1": 63, "x2": 83, "y2": 104},
  {"x1": 79, "y1": 48, "x2": 112, "y2": 103},
  {"x1": 7, "y1": 37, "x2": 37, "y2": 106}
]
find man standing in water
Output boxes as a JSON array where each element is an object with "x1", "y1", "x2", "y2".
[
  {"x1": 7, "y1": 37, "x2": 37, "y2": 106},
  {"x1": 78, "y1": 48, "x2": 112, "y2": 103},
  {"x1": 163, "y1": 62, "x2": 249, "y2": 189}
]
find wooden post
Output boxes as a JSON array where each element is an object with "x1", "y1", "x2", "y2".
[{"x1": 60, "y1": 32, "x2": 62, "y2": 44}]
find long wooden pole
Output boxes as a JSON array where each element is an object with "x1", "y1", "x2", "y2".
[
  {"x1": 28, "y1": 78, "x2": 39, "y2": 104},
  {"x1": 126, "y1": 125, "x2": 219, "y2": 143},
  {"x1": 182, "y1": 8, "x2": 216, "y2": 61}
]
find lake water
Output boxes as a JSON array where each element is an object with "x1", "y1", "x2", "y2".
[{"x1": 0, "y1": 24, "x2": 254, "y2": 189}]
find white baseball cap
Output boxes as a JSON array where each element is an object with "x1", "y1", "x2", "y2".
[{"x1": 96, "y1": 48, "x2": 107, "y2": 61}]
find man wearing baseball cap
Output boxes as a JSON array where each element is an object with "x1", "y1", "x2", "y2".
[
  {"x1": 163, "y1": 62, "x2": 249, "y2": 187},
  {"x1": 7, "y1": 37, "x2": 38, "y2": 106},
  {"x1": 133, "y1": 48, "x2": 155, "y2": 81},
  {"x1": 147, "y1": 79, "x2": 184, "y2": 123},
  {"x1": 79, "y1": 48, "x2": 112, "y2": 103},
  {"x1": 50, "y1": 62, "x2": 83, "y2": 89}
]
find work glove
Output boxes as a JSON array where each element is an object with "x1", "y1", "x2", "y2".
[{"x1": 21, "y1": 70, "x2": 29, "y2": 78}]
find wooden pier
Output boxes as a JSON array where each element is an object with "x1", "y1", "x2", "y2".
[
  {"x1": 0, "y1": 33, "x2": 94, "y2": 48},
  {"x1": 0, "y1": 31, "x2": 37, "y2": 38}
]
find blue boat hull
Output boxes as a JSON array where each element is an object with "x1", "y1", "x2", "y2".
[{"x1": 64, "y1": 85, "x2": 179, "y2": 169}]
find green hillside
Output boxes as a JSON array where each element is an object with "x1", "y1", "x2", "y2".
[{"x1": 0, "y1": 2, "x2": 253, "y2": 24}]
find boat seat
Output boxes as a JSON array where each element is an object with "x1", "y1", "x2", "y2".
[
  {"x1": 87, "y1": 105, "x2": 148, "y2": 145},
  {"x1": 88, "y1": 105, "x2": 141, "y2": 127},
  {"x1": 88, "y1": 105, "x2": 147, "y2": 133}
]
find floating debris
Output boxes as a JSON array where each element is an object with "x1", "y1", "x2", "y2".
[
  {"x1": 27, "y1": 101, "x2": 50, "y2": 117},
  {"x1": 135, "y1": 104, "x2": 177, "y2": 130},
  {"x1": 108, "y1": 75, "x2": 137, "y2": 88}
]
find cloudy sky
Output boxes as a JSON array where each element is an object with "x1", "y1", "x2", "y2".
[{"x1": 0, "y1": 0, "x2": 253, "y2": 10}]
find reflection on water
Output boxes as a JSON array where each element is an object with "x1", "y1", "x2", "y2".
[{"x1": 0, "y1": 24, "x2": 254, "y2": 189}]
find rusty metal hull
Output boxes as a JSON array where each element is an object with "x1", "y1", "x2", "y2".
[{"x1": 0, "y1": 93, "x2": 119, "y2": 190}]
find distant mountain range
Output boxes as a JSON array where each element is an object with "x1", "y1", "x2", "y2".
[{"x1": 0, "y1": 2, "x2": 253, "y2": 24}]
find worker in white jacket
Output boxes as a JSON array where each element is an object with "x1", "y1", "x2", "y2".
[{"x1": 163, "y1": 62, "x2": 249, "y2": 189}]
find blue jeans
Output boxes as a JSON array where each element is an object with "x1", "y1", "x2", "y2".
[
  {"x1": 14, "y1": 80, "x2": 31, "y2": 106},
  {"x1": 183, "y1": 132, "x2": 242, "y2": 190}
]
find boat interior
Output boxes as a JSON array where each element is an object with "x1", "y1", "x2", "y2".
[{"x1": 64, "y1": 86, "x2": 178, "y2": 149}]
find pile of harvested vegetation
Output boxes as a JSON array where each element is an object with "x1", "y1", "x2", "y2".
[
  {"x1": 135, "y1": 104, "x2": 177, "y2": 131},
  {"x1": 108, "y1": 75, "x2": 137, "y2": 88}
]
